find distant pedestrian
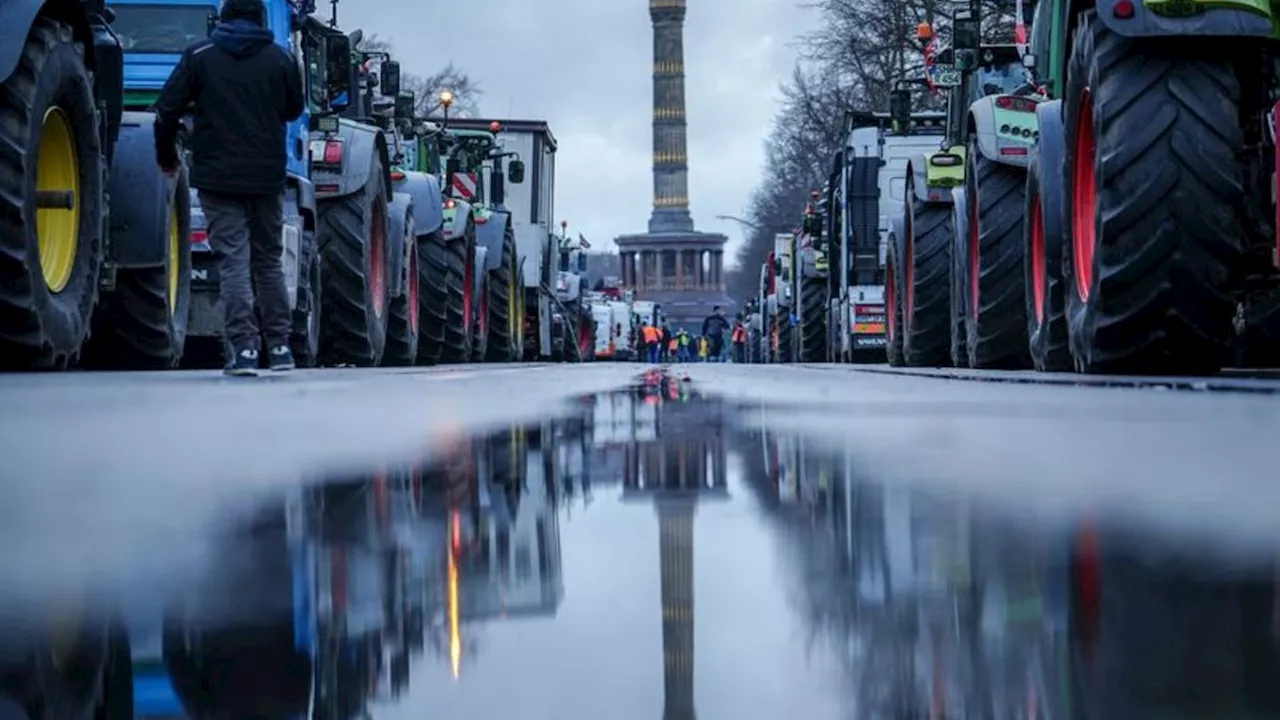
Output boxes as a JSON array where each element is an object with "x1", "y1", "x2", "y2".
[
  {"x1": 642, "y1": 323, "x2": 661, "y2": 363},
  {"x1": 677, "y1": 329, "x2": 691, "y2": 362},
  {"x1": 732, "y1": 317, "x2": 748, "y2": 363},
  {"x1": 701, "y1": 306, "x2": 730, "y2": 363},
  {"x1": 153, "y1": 0, "x2": 304, "y2": 375}
]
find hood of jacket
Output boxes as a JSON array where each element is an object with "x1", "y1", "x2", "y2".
[{"x1": 210, "y1": 19, "x2": 274, "y2": 57}]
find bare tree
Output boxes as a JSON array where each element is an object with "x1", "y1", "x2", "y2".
[{"x1": 355, "y1": 34, "x2": 484, "y2": 117}]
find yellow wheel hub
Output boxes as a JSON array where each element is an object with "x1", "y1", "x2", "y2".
[
  {"x1": 168, "y1": 204, "x2": 179, "y2": 314},
  {"x1": 36, "y1": 107, "x2": 80, "y2": 293}
]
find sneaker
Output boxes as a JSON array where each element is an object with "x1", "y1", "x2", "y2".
[
  {"x1": 268, "y1": 345, "x2": 295, "y2": 371},
  {"x1": 225, "y1": 348, "x2": 259, "y2": 376}
]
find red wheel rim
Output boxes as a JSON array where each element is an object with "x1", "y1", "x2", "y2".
[
  {"x1": 479, "y1": 281, "x2": 488, "y2": 335},
  {"x1": 370, "y1": 206, "x2": 387, "y2": 316},
  {"x1": 1031, "y1": 193, "x2": 1046, "y2": 325},
  {"x1": 408, "y1": 244, "x2": 419, "y2": 333},
  {"x1": 905, "y1": 204, "x2": 915, "y2": 329},
  {"x1": 1072, "y1": 89, "x2": 1097, "y2": 302},
  {"x1": 969, "y1": 179, "x2": 980, "y2": 320},
  {"x1": 886, "y1": 261, "x2": 897, "y2": 342}
]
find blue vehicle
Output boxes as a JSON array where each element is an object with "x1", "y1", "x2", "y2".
[
  {"x1": 109, "y1": 0, "x2": 353, "y2": 368},
  {"x1": 0, "y1": 0, "x2": 192, "y2": 372}
]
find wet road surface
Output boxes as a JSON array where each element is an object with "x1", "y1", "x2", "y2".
[{"x1": 0, "y1": 364, "x2": 1278, "y2": 719}]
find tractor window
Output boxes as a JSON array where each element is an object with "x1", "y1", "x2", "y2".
[
  {"x1": 302, "y1": 33, "x2": 327, "y2": 114},
  {"x1": 111, "y1": 4, "x2": 214, "y2": 53},
  {"x1": 975, "y1": 62, "x2": 1030, "y2": 97}
]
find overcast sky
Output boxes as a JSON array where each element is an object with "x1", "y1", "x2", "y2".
[{"x1": 344, "y1": 0, "x2": 818, "y2": 264}]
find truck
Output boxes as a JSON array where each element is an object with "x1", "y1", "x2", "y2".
[
  {"x1": 822, "y1": 106, "x2": 947, "y2": 365},
  {"x1": 0, "y1": 0, "x2": 193, "y2": 373},
  {"x1": 552, "y1": 223, "x2": 595, "y2": 361}
]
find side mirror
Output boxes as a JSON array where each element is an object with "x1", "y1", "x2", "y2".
[
  {"x1": 953, "y1": 13, "x2": 980, "y2": 50},
  {"x1": 394, "y1": 91, "x2": 414, "y2": 119},
  {"x1": 380, "y1": 60, "x2": 401, "y2": 97},
  {"x1": 324, "y1": 34, "x2": 352, "y2": 110},
  {"x1": 1022, "y1": 53, "x2": 1036, "y2": 69},
  {"x1": 889, "y1": 88, "x2": 910, "y2": 129},
  {"x1": 507, "y1": 159, "x2": 525, "y2": 184}
]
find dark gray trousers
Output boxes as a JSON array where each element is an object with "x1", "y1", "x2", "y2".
[{"x1": 199, "y1": 190, "x2": 291, "y2": 352}]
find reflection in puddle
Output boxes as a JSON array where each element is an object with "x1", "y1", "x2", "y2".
[{"x1": 1, "y1": 370, "x2": 1278, "y2": 719}]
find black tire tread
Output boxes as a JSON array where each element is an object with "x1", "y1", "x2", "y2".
[
  {"x1": 416, "y1": 230, "x2": 449, "y2": 364},
  {"x1": 1063, "y1": 12, "x2": 1243, "y2": 374},
  {"x1": 798, "y1": 275, "x2": 827, "y2": 362},
  {"x1": 317, "y1": 166, "x2": 387, "y2": 367},
  {"x1": 966, "y1": 147, "x2": 1030, "y2": 369},
  {"x1": 383, "y1": 207, "x2": 418, "y2": 366},
  {"x1": 438, "y1": 225, "x2": 473, "y2": 364},
  {"x1": 484, "y1": 224, "x2": 518, "y2": 362},
  {"x1": 0, "y1": 18, "x2": 103, "y2": 370},
  {"x1": 903, "y1": 197, "x2": 953, "y2": 366},
  {"x1": 885, "y1": 241, "x2": 905, "y2": 367}
]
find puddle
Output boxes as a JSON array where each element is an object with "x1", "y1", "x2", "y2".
[{"x1": 1, "y1": 369, "x2": 1278, "y2": 719}]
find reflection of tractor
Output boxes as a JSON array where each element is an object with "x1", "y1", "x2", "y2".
[
  {"x1": 0, "y1": 0, "x2": 195, "y2": 372},
  {"x1": 553, "y1": 224, "x2": 596, "y2": 362}
]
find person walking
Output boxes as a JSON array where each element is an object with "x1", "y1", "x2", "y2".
[
  {"x1": 677, "y1": 329, "x2": 691, "y2": 362},
  {"x1": 642, "y1": 323, "x2": 661, "y2": 363},
  {"x1": 732, "y1": 315, "x2": 748, "y2": 363},
  {"x1": 153, "y1": 0, "x2": 305, "y2": 375},
  {"x1": 700, "y1": 306, "x2": 730, "y2": 363}
]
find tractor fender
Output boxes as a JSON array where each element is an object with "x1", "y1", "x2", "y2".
[
  {"x1": 108, "y1": 112, "x2": 180, "y2": 268},
  {"x1": 312, "y1": 119, "x2": 390, "y2": 200},
  {"x1": 473, "y1": 245, "x2": 489, "y2": 302},
  {"x1": 474, "y1": 211, "x2": 511, "y2": 273},
  {"x1": 441, "y1": 199, "x2": 472, "y2": 241},
  {"x1": 1096, "y1": 0, "x2": 1271, "y2": 38},
  {"x1": 386, "y1": 192, "x2": 414, "y2": 299},
  {"x1": 0, "y1": 0, "x2": 104, "y2": 83},
  {"x1": 968, "y1": 98, "x2": 1034, "y2": 169},
  {"x1": 285, "y1": 174, "x2": 317, "y2": 231},
  {"x1": 908, "y1": 156, "x2": 931, "y2": 203},
  {"x1": 392, "y1": 170, "x2": 442, "y2": 236}
]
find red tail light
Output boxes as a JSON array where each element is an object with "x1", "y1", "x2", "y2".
[
  {"x1": 996, "y1": 95, "x2": 1038, "y2": 113},
  {"x1": 322, "y1": 139, "x2": 343, "y2": 164},
  {"x1": 190, "y1": 229, "x2": 208, "y2": 244}
]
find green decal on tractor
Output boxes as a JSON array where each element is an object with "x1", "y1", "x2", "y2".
[{"x1": 1144, "y1": 0, "x2": 1270, "y2": 17}]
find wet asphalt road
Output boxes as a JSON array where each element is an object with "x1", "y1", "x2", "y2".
[{"x1": 0, "y1": 363, "x2": 1279, "y2": 719}]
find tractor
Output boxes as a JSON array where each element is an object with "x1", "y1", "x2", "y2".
[
  {"x1": 0, "y1": 0, "x2": 193, "y2": 372},
  {"x1": 1020, "y1": 0, "x2": 1280, "y2": 373}
]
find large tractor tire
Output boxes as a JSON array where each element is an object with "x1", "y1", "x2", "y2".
[
  {"x1": 1063, "y1": 12, "x2": 1244, "y2": 375},
  {"x1": 439, "y1": 221, "x2": 476, "y2": 363},
  {"x1": 773, "y1": 309, "x2": 794, "y2": 363},
  {"x1": 470, "y1": 269, "x2": 489, "y2": 362},
  {"x1": 902, "y1": 192, "x2": 953, "y2": 367},
  {"x1": 317, "y1": 153, "x2": 390, "y2": 367},
  {"x1": 0, "y1": 18, "x2": 104, "y2": 370},
  {"x1": 383, "y1": 206, "x2": 419, "y2": 366},
  {"x1": 950, "y1": 193, "x2": 970, "y2": 367},
  {"x1": 484, "y1": 223, "x2": 521, "y2": 362},
  {"x1": 290, "y1": 232, "x2": 321, "y2": 368},
  {"x1": 415, "y1": 230, "x2": 449, "y2": 365},
  {"x1": 964, "y1": 142, "x2": 1031, "y2": 369},
  {"x1": 1024, "y1": 133, "x2": 1070, "y2": 372},
  {"x1": 84, "y1": 166, "x2": 191, "y2": 369},
  {"x1": 798, "y1": 275, "x2": 827, "y2": 362},
  {"x1": 885, "y1": 234, "x2": 906, "y2": 366}
]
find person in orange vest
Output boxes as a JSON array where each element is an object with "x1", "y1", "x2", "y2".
[
  {"x1": 642, "y1": 323, "x2": 661, "y2": 363},
  {"x1": 667, "y1": 335, "x2": 679, "y2": 360},
  {"x1": 731, "y1": 315, "x2": 748, "y2": 363}
]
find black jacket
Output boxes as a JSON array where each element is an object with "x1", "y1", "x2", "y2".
[
  {"x1": 701, "y1": 314, "x2": 729, "y2": 338},
  {"x1": 154, "y1": 20, "x2": 304, "y2": 195}
]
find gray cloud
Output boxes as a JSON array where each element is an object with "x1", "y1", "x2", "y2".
[{"x1": 344, "y1": 0, "x2": 817, "y2": 263}]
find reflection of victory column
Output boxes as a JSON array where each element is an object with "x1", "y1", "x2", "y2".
[{"x1": 623, "y1": 383, "x2": 728, "y2": 720}]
